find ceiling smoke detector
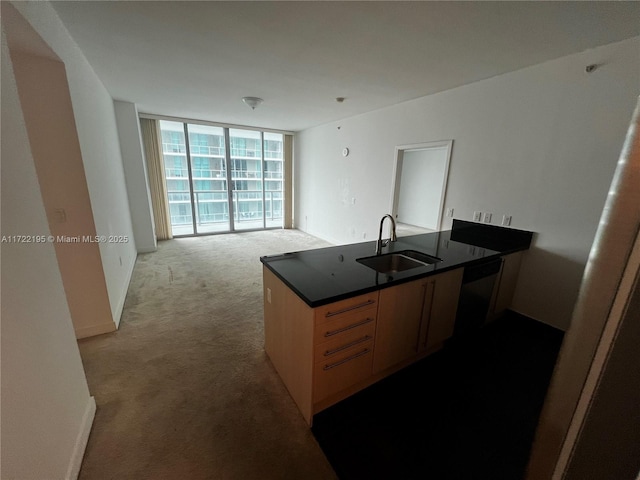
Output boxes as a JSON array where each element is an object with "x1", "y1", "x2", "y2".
[{"x1": 242, "y1": 97, "x2": 264, "y2": 110}]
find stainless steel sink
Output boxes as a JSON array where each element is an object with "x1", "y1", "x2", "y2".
[
  {"x1": 356, "y1": 250, "x2": 442, "y2": 274},
  {"x1": 400, "y1": 250, "x2": 442, "y2": 265}
]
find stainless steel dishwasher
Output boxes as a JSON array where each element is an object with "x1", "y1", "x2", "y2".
[{"x1": 453, "y1": 257, "x2": 503, "y2": 336}]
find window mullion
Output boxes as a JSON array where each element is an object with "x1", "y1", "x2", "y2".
[
  {"x1": 261, "y1": 131, "x2": 266, "y2": 229},
  {"x1": 224, "y1": 128, "x2": 235, "y2": 232},
  {"x1": 183, "y1": 123, "x2": 198, "y2": 234}
]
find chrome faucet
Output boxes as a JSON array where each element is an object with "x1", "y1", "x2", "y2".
[{"x1": 376, "y1": 214, "x2": 397, "y2": 255}]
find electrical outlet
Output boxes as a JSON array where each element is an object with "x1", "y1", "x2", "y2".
[
  {"x1": 473, "y1": 211, "x2": 482, "y2": 222},
  {"x1": 484, "y1": 213, "x2": 492, "y2": 223},
  {"x1": 446, "y1": 208, "x2": 454, "y2": 218},
  {"x1": 502, "y1": 215, "x2": 512, "y2": 226},
  {"x1": 54, "y1": 208, "x2": 67, "y2": 223}
]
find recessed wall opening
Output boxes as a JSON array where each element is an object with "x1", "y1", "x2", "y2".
[{"x1": 391, "y1": 140, "x2": 453, "y2": 236}]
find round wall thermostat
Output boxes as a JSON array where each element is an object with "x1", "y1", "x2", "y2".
[{"x1": 342, "y1": 148, "x2": 350, "y2": 157}]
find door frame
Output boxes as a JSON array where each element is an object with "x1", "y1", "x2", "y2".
[{"x1": 389, "y1": 140, "x2": 453, "y2": 231}]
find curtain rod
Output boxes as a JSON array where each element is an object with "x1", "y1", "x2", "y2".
[{"x1": 138, "y1": 112, "x2": 295, "y2": 136}]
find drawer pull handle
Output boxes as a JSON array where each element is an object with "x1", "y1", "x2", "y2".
[
  {"x1": 324, "y1": 317, "x2": 374, "y2": 337},
  {"x1": 325, "y1": 299, "x2": 375, "y2": 318},
  {"x1": 323, "y1": 348, "x2": 371, "y2": 371},
  {"x1": 324, "y1": 335, "x2": 372, "y2": 357}
]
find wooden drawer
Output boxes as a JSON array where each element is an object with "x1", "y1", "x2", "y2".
[
  {"x1": 314, "y1": 321, "x2": 376, "y2": 362},
  {"x1": 314, "y1": 291, "x2": 379, "y2": 327},
  {"x1": 313, "y1": 307, "x2": 377, "y2": 345},
  {"x1": 313, "y1": 339, "x2": 374, "y2": 403}
]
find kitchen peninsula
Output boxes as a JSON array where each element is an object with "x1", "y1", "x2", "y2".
[{"x1": 261, "y1": 219, "x2": 533, "y2": 425}]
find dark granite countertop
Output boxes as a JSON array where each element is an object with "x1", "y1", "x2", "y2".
[{"x1": 260, "y1": 220, "x2": 533, "y2": 307}]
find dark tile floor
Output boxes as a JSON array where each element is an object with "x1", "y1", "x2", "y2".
[{"x1": 312, "y1": 312, "x2": 564, "y2": 480}]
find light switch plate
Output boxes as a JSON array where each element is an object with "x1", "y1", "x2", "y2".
[{"x1": 446, "y1": 208, "x2": 454, "y2": 218}]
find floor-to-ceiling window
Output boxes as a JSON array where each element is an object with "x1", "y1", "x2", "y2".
[
  {"x1": 230, "y1": 128, "x2": 263, "y2": 231},
  {"x1": 188, "y1": 124, "x2": 229, "y2": 234},
  {"x1": 264, "y1": 132, "x2": 284, "y2": 228},
  {"x1": 159, "y1": 119, "x2": 284, "y2": 236}
]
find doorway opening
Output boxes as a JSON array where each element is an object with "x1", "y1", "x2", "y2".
[{"x1": 391, "y1": 140, "x2": 453, "y2": 235}]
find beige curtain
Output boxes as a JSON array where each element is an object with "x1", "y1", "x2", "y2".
[
  {"x1": 140, "y1": 118, "x2": 173, "y2": 240},
  {"x1": 283, "y1": 134, "x2": 294, "y2": 229}
]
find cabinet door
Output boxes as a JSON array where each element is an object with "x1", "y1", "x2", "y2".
[
  {"x1": 373, "y1": 279, "x2": 428, "y2": 374},
  {"x1": 490, "y1": 252, "x2": 523, "y2": 317},
  {"x1": 418, "y1": 268, "x2": 464, "y2": 352}
]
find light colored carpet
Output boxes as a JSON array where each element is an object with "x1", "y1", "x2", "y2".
[{"x1": 78, "y1": 229, "x2": 336, "y2": 480}]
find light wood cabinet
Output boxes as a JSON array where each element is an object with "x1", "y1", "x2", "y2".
[
  {"x1": 263, "y1": 265, "x2": 379, "y2": 425},
  {"x1": 419, "y1": 268, "x2": 464, "y2": 352},
  {"x1": 374, "y1": 268, "x2": 463, "y2": 375},
  {"x1": 263, "y1": 260, "x2": 499, "y2": 425},
  {"x1": 374, "y1": 279, "x2": 428, "y2": 374},
  {"x1": 263, "y1": 267, "x2": 315, "y2": 423},
  {"x1": 312, "y1": 294, "x2": 378, "y2": 403}
]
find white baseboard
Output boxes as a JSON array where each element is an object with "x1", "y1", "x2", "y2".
[
  {"x1": 509, "y1": 307, "x2": 567, "y2": 332},
  {"x1": 74, "y1": 253, "x2": 136, "y2": 338},
  {"x1": 65, "y1": 396, "x2": 96, "y2": 480},
  {"x1": 112, "y1": 253, "x2": 137, "y2": 329},
  {"x1": 75, "y1": 321, "x2": 116, "y2": 339}
]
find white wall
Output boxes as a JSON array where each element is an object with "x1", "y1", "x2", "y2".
[
  {"x1": 12, "y1": 1, "x2": 137, "y2": 327},
  {"x1": 295, "y1": 36, "x2": 640, "y2": 330},
  {"x1": 1, "y1": 32, "x2": 95, "y2": 480},
  {"x1": 114, "y1": 100, "x2": 157, "y2": 253}
]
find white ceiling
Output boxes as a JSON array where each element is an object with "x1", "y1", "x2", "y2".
[{"x1": 51, "y1": 1, "x2": 640, "y2": 132}]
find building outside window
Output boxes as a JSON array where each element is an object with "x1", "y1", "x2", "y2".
[{"x1": 159, "y1": 120, "x2": 284, "y2": 236}]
